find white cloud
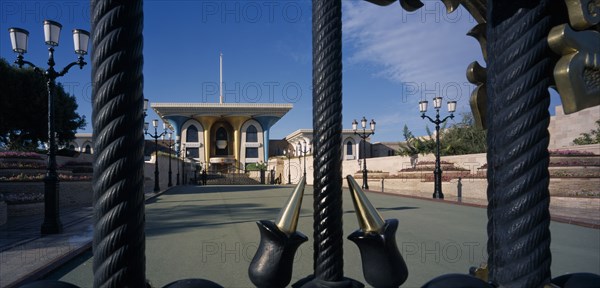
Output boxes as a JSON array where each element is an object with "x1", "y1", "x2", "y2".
[{"x1": 342, "y1": 1, "x2": 484, "y2": 101}]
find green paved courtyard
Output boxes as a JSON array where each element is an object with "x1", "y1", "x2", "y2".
[{"x1": 48, "y1": 185, "x2": 600, "y2": 287}]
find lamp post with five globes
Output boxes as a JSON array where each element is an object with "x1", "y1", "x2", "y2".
[
  {"x1": 8, "y1": 20, "x2": 90, "y2": 234},
  {"x1": 283, "y1": 148, "x2": 293, "y2": 184},
  {"x1": 296, "y1": 140, "x2": 309, "y2": 181},
  {"x1": 143, "y1": 117, "x2": 167, "y2": 192},
  {"x1": 419, "y1": 97, "x2": 456, "y2": 199},
  {"x1": 352, "y1": 117, "x2": 376, "y2": 190},
  {"x1": 176, "y1": 135, "x2": 181, "y2": 185},
  {"x1": 164, "y1": 132, "x2": 173, "y2": 187}
]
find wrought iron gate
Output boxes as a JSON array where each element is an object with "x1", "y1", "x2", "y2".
[{"x1": 22, "y1": 0, "x2": 599, "y2": 287}]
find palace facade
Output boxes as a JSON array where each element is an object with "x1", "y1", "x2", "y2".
[{"x1": 151, "y1": 103, "x2": 292, "y2": 172}]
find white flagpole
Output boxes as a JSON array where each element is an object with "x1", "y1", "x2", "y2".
[{"x1": 219, "y1": 52, "x2": 223, "y2": 104}]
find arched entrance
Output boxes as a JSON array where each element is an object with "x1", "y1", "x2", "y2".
[{"x1": 209, "y1": 121, "x2": 235, "y2": 172}]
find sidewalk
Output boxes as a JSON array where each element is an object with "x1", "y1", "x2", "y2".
[
  {"x1": 373, "y1": 191, "x2": 600, "y2": 229},
  {"x1": 0, "y1": 190, "x2": 164, "y2": 288},
  {"x1": 0, "y1": 207, "x2": 93, "y2": 288}
]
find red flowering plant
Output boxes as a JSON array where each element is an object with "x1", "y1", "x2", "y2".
[
  {"x1": 549, "y1": 149, "x2": 595, "y2": 156},
  {"x1": 0, "y1": 151, "x2": 44, "y2": 159}
]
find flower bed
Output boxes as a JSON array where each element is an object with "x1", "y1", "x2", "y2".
[
  {"x1": 353, "y1": 171, "x2": 390, "y2": 179},
  {"x1": 0, "y1": 181, "x2": 93, "y2": 208},
  {"x1": 0, "y1": 161, "x2": 46, "y2": 169},
  {"x1": 417, "y1": 160, "x2": 454, "y2": 165},
  {"x1": 0, "y1": 155, "x2": 93, "y2": 180},
  {"x1": 387, "y1": 171, "x2": 476, "y2": 180},
  {"x1": 1, "y1": 190, "x2": 44, "y2": 204},
  {"x1": 550, "y1": 156, "x2": 600, "y2": 167},
  {"x1": 0, "y1": 173, "x2": 89, "y2": 182},
  {"x1": 550, "y1": 149, "x2": 596, "y2": 156},
  {"x1": 549, "y1": 167, "x2": 600, "y2": 178},
  {"x1": 400, "y1": 165, "x2": 468, "y2": 172},
  {"x1": 0, "y1": 151, "x2": 44, "y2": 159}
]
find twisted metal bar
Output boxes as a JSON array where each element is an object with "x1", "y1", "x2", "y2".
[
  {"x1": 486, "y1": 1, "x2": 553, "y2": 286},
  {"x1": 91, "y1": 1, "x2": 146, "y2": 287},
  {"x1": 312, "y1": 0, "x2": 344, "y2": 282}
]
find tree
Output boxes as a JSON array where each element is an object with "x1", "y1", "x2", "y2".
[
  {"x1": 397, "y1": 113, "x2": 486, "y2": 156},
  {"x1": 397, "y1": 124, "x2": 438, "y2": 156},
  {"x1": 441, "y1": 113, "x2": 487, "y2": 155},
  {"x1": 572, "y1": 119, "x2": 600, "y2": 145},
  {"x1": 0, "y1": 58, "x2": 86, "y2": 151}
]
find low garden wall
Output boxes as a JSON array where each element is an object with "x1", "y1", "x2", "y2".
[
  {"x1": 346, "y1": 178, "x2": 488, "y2": 200},
  {"x1": 0, "y1": 152, "x2": 182, "y2": 221},
  {"x1": 0, "y1": 181, "x2": 93, "y2": 217},
  {"x1": 144, "y1": 154, "x2": 182, "y2": 193}
]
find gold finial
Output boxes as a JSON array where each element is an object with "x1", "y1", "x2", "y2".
[
  {"x1": 347, "y1": 175, "x2": 385, "y2": 233},
  {"x1": 275, "y1": 176, "x2": 306, "y2": 236},
  {"x1": 470, "y1": 263, "x2": 488, "y2": 282},
  {"x1": 548, "y1": 24, "x2": 600, "y2": 114},
  {"x1": 467, "y1": 61, "x2": 488, "y2": 129}
]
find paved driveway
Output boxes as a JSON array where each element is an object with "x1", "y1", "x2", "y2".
[{"x1": 48, "y1": 185, "x2": 600, "y2": 287}]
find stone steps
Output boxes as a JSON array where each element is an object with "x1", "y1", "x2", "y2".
[{"x1": 201, "y1": 173, "x2": 261, "y2": 185}]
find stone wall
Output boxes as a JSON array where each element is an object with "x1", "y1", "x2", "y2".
[
  {"x1": 144, "y1": 154, "x2": 182, "y2": 193},
  {"x1": 346, "y1": 178, "x2": 487, "y2": 200},
  {"x1": 277, "y1": 146, "x2": 599, "y2": 185},
  {"x1": 0, "y1": 154, "x2": 182, "y2": 220},
  {"x1": 341, "y1": 153, "x2": 488, "y2": 177},
  {"x1": 548, "y1": 105, "x2": 600, "y2": 148},
  {"x1": 276, "y1": 153, "x2": 487, "y2": 185}
]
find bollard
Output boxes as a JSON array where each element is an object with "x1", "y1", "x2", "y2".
[
  {"x1": 381, "y1": 179, "x2": 384, "y2": 193},
  {"x1": 457, "y1": 177, "x2": 462, "y2": 202},
  {"x1": 270, "y1": 169, "x2": 275, "y2": 185}
]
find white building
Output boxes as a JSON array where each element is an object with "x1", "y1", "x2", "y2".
[{"x1": 283, "y1": 129, "x2": 367, "y2": 160}]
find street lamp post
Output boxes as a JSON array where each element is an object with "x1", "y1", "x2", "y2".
[
  {"x1": 144, "y1": 117, "x2": 167, "y2": 192},
  {"x1": 166, "y1": 132, "x2": 173, "y2": 187},
  {"x1": 182, "y1": 143, "x2": 186, "y2": 185},
  {"x1": 9, "y1": 20, "x2": 90, "y2": 235},
  {"x1": 352, "y1": 117, "x2": 376, "y2": 190},
  {"x1": 419, "y1": 97, "x2": 456, "y2": 199},
  {"x1": 296, "y1": 140, "x2": 308, "y2": 180},
  {"x1": 283, "y1": 148, "x2": 293, "y2": 184},
  {"x1": 176, "y1": 135, "x2": 180, "y2": 185}
]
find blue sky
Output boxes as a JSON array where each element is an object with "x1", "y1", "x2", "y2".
[{"x1": 1, "y1": 0, "x2": 562, "y2": 142}]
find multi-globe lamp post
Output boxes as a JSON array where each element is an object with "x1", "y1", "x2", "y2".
[
  {"x1": 164, "y1": 131, "x2": 173, "y2": 187},
  {"x1": 143, "y1": 100, "x2": 168, "y2": 192},
  {"x1": 283, "y1": 148, "x2": 293, "y2": 184},
  {"x1": 8, "y1": 20, "x2": 90, "y2": 234},
  {"x1": 352, "y1": 117, "x2": 376, "y2": 190},
  {"x1": 181, "y1": 143, "x2": 187, "y2": 185},
  {"x1": 296, "y1": 140, "x2": 309, "y2": 180},
  {"x1": 419, "y1": 97, "x2": 456, "y2": 199},
  {"x1": 175, "y1": 135, "x2": 181, "y2": 185}
]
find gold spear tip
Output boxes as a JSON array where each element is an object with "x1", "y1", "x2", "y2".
[
  {"x1": 347, "y1": 175, "x2": 385, "y2": 233},
  {"x1": 275, "y1": 176, "x2": 306, "y2": 236}
]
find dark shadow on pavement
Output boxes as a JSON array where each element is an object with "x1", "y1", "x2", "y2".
[
  {"x1": 44, "y1": 250, "x2": 93, "y2": 281},
  {"x1": 164, "y1": 185, "x2": 286, "y2": 195},
  {"x1": 145, "y1": 202, "x2": 282, "y2": 237},
  {"x1": 377, "y1": 206, "x2": 419, "y2": 212}
]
